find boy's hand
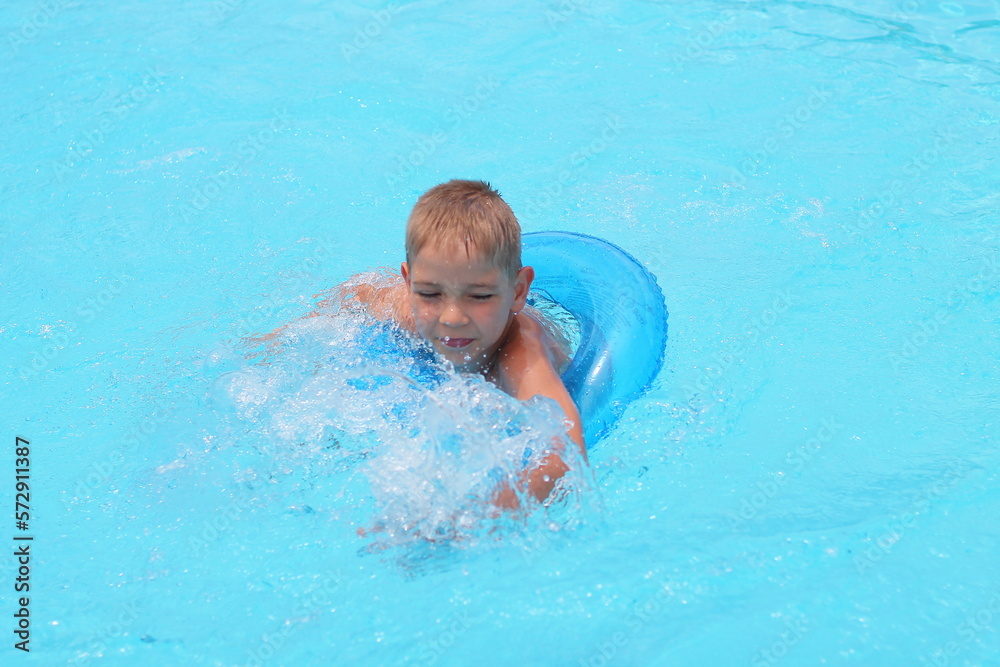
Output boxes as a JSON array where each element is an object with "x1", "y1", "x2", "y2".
[
  {"x1": 489, "y1": 450, "x2": 572, "y2": 512},
  {"x1": 524, "y1": 452, "x2": 571, "y2": 504},
  {"x1": 492, "y1": 482, "x2": 521, "y2": 511}
]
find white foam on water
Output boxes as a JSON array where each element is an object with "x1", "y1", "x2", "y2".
[{"x1": 204, "y1": 296, "x2": 597, "y2": 554}]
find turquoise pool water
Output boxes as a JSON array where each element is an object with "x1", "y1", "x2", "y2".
[{"x1": 2, "y1": 0, "x2": 999, "y2": 664}]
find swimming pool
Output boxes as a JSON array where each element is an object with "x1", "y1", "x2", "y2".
[{"x1": 2, "y1": 0, "x2": 998, "y2": 664}]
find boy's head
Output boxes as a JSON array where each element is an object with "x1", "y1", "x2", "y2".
[
  {"x1": 405, "y1": 180, "x2": 521, "y2": 278},
  {"x1": 400, "y1": 180, "x2": 533, "y2": 372}
]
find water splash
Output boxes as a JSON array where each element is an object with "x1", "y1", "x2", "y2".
[{"x1": 205, "y1": 298, "x2": 597, "y2": 553}]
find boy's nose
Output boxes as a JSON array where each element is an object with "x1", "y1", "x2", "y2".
[{"x1": 439, "y1": 302, "x2": 470, "y2": 326}]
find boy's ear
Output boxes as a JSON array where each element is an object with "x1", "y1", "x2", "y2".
[
  {"x1": 513, "y1": 265, "x2": 534, "y2": 311},
  {"x1": 401, "y1": 261, "x2": 410, "y2": 287}
]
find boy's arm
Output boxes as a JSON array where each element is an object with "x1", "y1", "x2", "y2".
[
  {"x1": 323, "y1": 276, "x2": 414, "y2": 330},
  {"x1": 494, "y1": 313, "x2": 587, "y2": 506},
  {"x1": 250, "y1": 274, "x2": 412, "y2": 348}
]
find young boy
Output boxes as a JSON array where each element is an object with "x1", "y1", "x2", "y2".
[{"x1": 341, "y1": 179, "x2": 586, "y2": 508}]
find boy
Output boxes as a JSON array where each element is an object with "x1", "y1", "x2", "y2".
[{"x1": 341, "y1": 180, "x2": 586, "y2": 508}]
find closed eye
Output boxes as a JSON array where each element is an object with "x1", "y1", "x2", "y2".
[
  {"x1": 416, "y1": 291, "x2": 440, "y2": 299},
  {"x1": 470, "y1": 294, "x2": 494, "y2": 301}
]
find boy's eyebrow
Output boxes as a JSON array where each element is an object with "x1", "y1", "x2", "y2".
[{"x1": 412, "y1": 280, "x2": 499, "y2": 289}]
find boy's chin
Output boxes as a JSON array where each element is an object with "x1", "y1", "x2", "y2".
[{"x1": 438, "y1": 346, "x2": 488, "y2": 373}]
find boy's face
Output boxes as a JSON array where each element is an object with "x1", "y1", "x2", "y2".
[{"x1": 401, "y1": 241, "x2": 532, "y2": 373}]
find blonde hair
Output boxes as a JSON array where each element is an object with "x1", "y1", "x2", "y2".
[{"x1": 405, "y1": 180, "x2": 521, "y2": 277}]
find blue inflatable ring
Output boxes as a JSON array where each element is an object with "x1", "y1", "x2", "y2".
[{"x1": 522, "y1": 231, "x2": 668, "y2": 446}]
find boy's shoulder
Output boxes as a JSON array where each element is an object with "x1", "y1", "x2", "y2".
[
  {"x1": 516, "y1": 308, "x2": 572, "y2": 373},
  {"x1": 494, "y1": 309, "x2": 585, "y2": 448},
  {"x1": 494, "y1": 309, "x2": 571, "y2": 391}
]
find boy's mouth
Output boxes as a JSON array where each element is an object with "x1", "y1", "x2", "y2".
[{"x1": 439, "y1": 336, "x2": 474, "y2": 349}]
